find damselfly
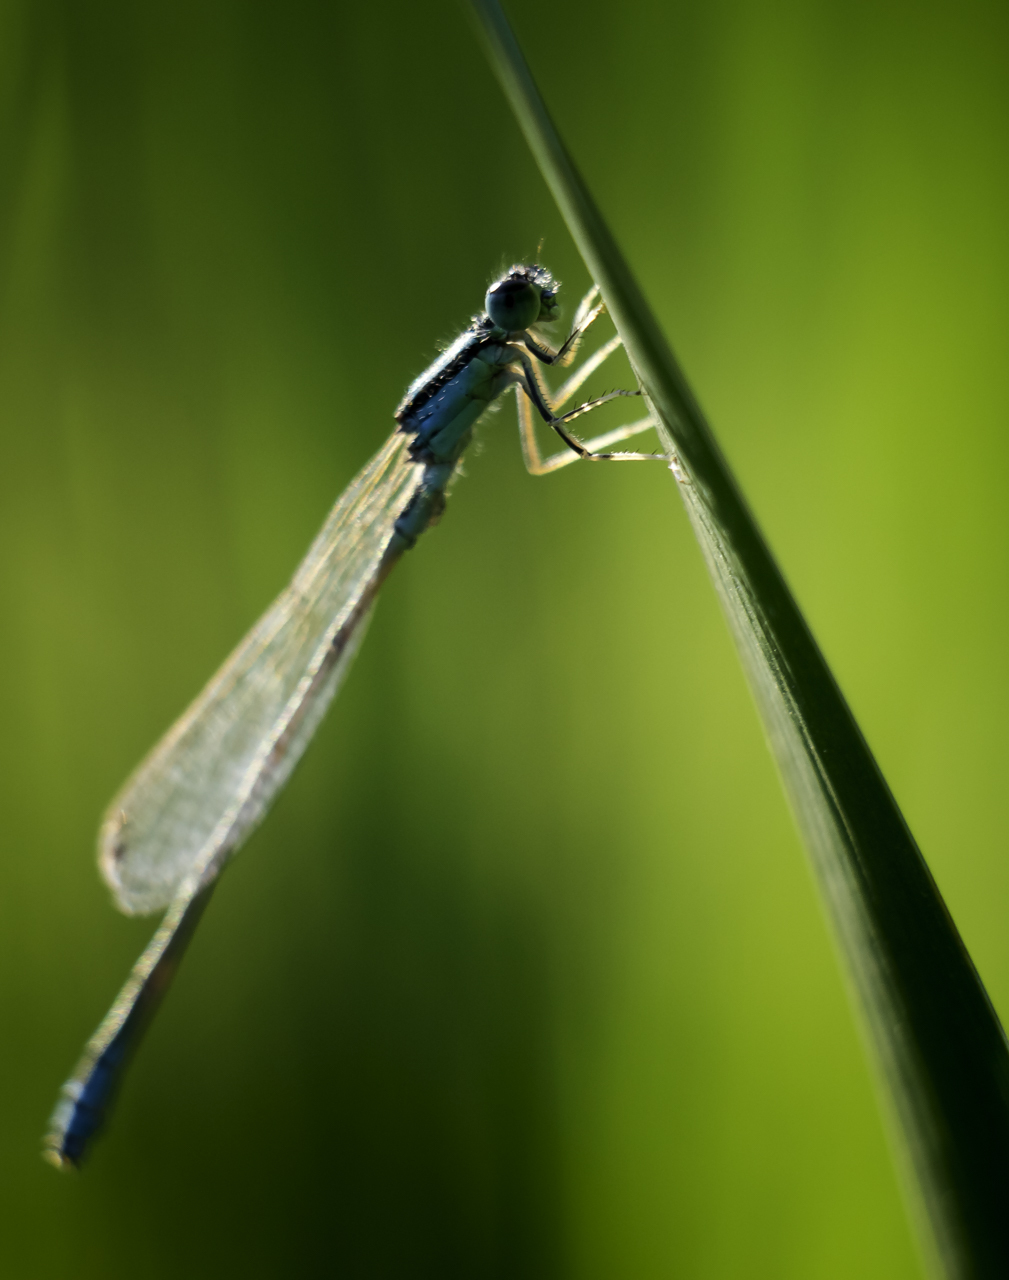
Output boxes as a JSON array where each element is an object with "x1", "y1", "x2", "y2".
[{"x1": 44, "y1": 264, "x2": 667, "y2": 1169}]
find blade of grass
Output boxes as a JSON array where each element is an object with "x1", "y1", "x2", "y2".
[{"x1": 468, "y1": 2, "x2": 1009, "y2": 1275}]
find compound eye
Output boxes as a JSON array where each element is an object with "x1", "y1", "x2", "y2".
[{"x1": 485, "y1": 277, "x2": 540, "y2": 331}]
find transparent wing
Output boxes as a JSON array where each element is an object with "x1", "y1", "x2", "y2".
[{"x1": 100, "y1": 430, "x2": 421, "y2": 916}]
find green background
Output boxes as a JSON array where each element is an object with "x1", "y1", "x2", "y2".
[{"x1": 2, "y1": 0, "x2": 1007, "y2": 1275}]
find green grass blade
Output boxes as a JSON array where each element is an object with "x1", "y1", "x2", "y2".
[{"x1": 468, "y1": 2, "x2": 1009, "y2": 1275}]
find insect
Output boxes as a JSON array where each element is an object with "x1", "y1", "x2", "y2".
[{"x1": 44, "y1": 263, "x2": 667, "y2": 1169}]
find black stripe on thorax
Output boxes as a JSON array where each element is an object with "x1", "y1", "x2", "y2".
[{"x1": 394, "y1": 318, "x2": 500, "y2": 423}]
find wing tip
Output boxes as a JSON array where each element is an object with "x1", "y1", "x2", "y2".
[
  {"x1": 97, "y1": 807, "x2": 129, "y2": 900},
  {"x1": 97, "y1": 806, "x2": 159, "y2": 915}
]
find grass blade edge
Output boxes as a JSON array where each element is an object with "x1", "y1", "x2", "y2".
[{"x1": 467, "y1": 2, "x2": 1009, "y2": 1275}]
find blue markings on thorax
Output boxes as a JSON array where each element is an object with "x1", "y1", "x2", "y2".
[
  {"x1": 395, "y1": 325, "x2": 485, "y2": 419},
  {"x1": 391, "y1": 322, "x2": 516, "y2": 551}
]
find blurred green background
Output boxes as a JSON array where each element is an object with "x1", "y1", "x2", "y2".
[{"x1": 1, "y1": 0, "x2": 1007, "y2": 1275}]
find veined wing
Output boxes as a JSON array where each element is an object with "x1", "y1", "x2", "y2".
[
  {"x1": 100, "y1": 430, "x2": 421, "y2": 916},
  {"x1": 45, "y1": 429, "x2": 421, "y2": 1167}
]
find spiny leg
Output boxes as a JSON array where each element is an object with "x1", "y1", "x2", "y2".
[
  {"x1": 552, "y1": 335, "x2": 622, "y2": 409},
  {"x1": 517, "y1": 387, "x2": 659, "y2": 476},
  {"x1": 514, "y1": 350, "x2": 666, "y2": 470},
  {"x1": 569, "y1": 284, "x2": 602, "y2": 343},
  {"x1": 515, "y1": 325, "x2": 663, "y2": 475}
]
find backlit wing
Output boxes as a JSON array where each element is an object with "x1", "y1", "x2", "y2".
[{"x1": 100, "y1": 430, "x2": 421, "y2": 916}]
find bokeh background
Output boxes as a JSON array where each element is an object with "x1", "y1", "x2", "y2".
[{"x1": 1, "y1": 0, "x2": 1007, "y2": 1275}]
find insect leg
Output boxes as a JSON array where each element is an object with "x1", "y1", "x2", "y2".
[
  {"x1": 517, "y1": 387, "x2": 657, "y2": 475},
  {"x1": 513, "y1": 351, "x2": 666, "y2": 468}
]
